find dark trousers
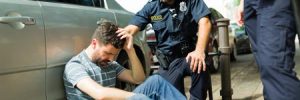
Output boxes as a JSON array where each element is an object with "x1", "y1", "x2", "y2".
[
  {"x1": 244, "y1": 0, "x2": 300, "y2": 99},
  {"x1": 158, "y1": 58, "x2": 210, "y2": 100}
]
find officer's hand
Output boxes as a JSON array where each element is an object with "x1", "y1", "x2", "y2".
[
  {"x1": 236, "y1": 0, "x2": 244, "y2": 26},
  {"x1": 117, "y1": 28, "x2": 133, "y2": 51},
  {"x1": 186, "y1": 50, "x2": 206, "y2": 74}
]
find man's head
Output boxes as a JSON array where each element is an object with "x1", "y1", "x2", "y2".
[{"x1": 90, "y1": 21, "x2": 125, "y2": 66}]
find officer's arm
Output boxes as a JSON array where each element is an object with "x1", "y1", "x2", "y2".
[
  {"x1": 237, "y1": 0, "x2": 244, "y2": 26},
  {"x1": 76, "y1": 77, "x2": 135, "y2": 100},
  {"x1": 186, "y1": 16, "x2": 211, "y2": 73},
  {"x1": 124, "y1": 25, "x2": 141, "y2": 36},
  {"x1": 196, "y1": 16, "x2": 211, "y2": 54}
]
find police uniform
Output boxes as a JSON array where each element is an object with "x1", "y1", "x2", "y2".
[
  {"x1": 129, "y1": 0, "x2": 211, "y2": 99},
  {"x1": 244, "y1": 0, "x2": 300, "y2": 99}
]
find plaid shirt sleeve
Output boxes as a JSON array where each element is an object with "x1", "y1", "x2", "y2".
[{"x1": 111, "y1": 61, "x2": 126, "y2": 76}]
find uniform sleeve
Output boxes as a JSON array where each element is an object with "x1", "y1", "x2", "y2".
[
  {"x1": 190, "y1": 0, "x2": 211, "y2": 23},
  {"x1": 64, "y1": 62, "x2": 90, "y2": 87},
  {"x1": 128, "y1": 2, "x2": 153, "y2": 31},
  {"x1": 111, "y1": 61, "x2": 126, "y2": 76}
]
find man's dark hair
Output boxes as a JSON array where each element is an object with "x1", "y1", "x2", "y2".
[{"x1": 92, "y1": 21, "x2": 125, "y2": 49}]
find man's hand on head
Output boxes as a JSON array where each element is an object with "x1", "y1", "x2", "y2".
[{"x1": 116, "y1": 28, "x2": 134, "y2": 51}]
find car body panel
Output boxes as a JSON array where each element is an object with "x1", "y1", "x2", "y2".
[
  {"x1": 0, "y1": 0, "x2": 151, "y2": 99},
  {"x1": 0, "y1": 0, "x2": 46, "y2": 100},
  {"x1": 40, "y1": 2, "x2": 117, "y2": 99}
]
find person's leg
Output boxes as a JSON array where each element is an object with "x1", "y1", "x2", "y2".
[
  {"x1": 158, "y1": 58, "x2": 187, "y2": 95},
  {"x1": 256, "y1": 0, "x2": 300, "y2": 99},
  {"x1": 244, "y1": 0, "x2": 260, "y2": 65},
  {"x1": 158, "y1": 58, "x2": 210, "y2": 100},
  {"x1": 186, "y1": 59, "x2": 210, "y2": 100},
  {"x1": 133, "y1": 75, "x2": 186, "y2": 100},
  {"x1": 157, "y1": 57, "x2": 210, "y2": 100}
]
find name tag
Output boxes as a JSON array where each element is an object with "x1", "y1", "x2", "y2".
[{"x1": 151, "y1": 15, "x2": 163, "y2": 21}]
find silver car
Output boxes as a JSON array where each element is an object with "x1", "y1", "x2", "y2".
[{"x1": 0, "y1": 0, "x2": 151, "y2": 99}]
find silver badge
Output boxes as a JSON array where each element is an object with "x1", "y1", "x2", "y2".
[{"x1": 179, "y1": 2, "x2": 187, "y2": 12}]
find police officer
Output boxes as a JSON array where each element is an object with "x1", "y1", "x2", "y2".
[
  {"x1": 237, "y1": 0, "x2": 300, "y2": 99},
  {"x1": 117, "y1": 0, "x2": 212, "y2": 99}
]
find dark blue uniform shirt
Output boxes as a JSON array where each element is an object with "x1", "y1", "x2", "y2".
[{"x1": 129, "y1": 0, "x2": 210, "y2": 55}]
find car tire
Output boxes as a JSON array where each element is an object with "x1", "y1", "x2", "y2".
[
  {"x1": 209, "y1": 43, "x2": 220, "y2": 73},
  {"x1": 230, "y1": 44, "x2": 237, "y2": 61},
  {"x1": 115, "y1": 51, "x2": 137, "y2": 91}
]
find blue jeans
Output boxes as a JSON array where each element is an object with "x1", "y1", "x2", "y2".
[{"x1": 128, "y1": 75, "x2": 186, "y2": 100}]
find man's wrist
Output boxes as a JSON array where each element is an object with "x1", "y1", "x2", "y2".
[
  {"x1": 125, "y1": 48, "x2": 135, "y2": 54},
  {"x1": 125, "y1": 49, "x2": 137, "y2": 59}
]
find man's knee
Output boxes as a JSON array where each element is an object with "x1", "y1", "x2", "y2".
[
  {"x1": 147, "y1": 75, "x2": 164, "y2": 82},
  {"x1": 145, "y1": 74, "x2": 169, "y2": 85}
]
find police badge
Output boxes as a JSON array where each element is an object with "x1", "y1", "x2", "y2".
[{"x1": 179, "y1": 1, "x2": 187, "y2": 12}]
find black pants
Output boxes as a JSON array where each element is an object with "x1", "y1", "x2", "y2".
[{"x1": 158, "y1": 58, "x2": 209, "y2": 100}]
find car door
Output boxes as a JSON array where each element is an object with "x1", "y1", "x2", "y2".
[
  {"x1": 0, "y1": 0, "x2": 46, "y2": 100},
  {"x1": 38, "y1": 0, "x2": 116, "y2": 99}
]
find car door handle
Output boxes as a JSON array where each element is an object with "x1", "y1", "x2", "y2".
[{"x1": 0, "y1": 16, "x2": 36, "y2": 25}]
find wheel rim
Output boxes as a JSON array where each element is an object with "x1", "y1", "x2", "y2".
[
  {"x1": 233, "y1": 45, "x2": 237, "y2": 58},
  {"x1": 231, "y1": 44, "x2": 237, "y2": 60},
  {"x1": 212, "y1": 45, "x2": 219, "y2": 70}
]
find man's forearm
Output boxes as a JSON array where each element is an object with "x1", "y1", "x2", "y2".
[
  {"x1": 196, "y1": 17, "x2": 211, "y2": 52},
  {"x1": 76, "y1": 78, "x2": 135, "y2": 100},
  {"x1": 126, "y1": 49, "x2": 146, "y2": 84},
  {"x1": 96, "y1": 87, "x2": 135, "y2": 100}
]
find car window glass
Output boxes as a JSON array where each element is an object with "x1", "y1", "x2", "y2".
[
  {"x1": 93, "y1": 0, "x2": 105, "y2": 8},
  {"x1": 36, "y1": 0, "x2": 105, "y2": 8}
]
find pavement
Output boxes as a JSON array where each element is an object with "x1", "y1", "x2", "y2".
[{"x1": 184, "y1": 38, "x2": 300, "y2": 100}]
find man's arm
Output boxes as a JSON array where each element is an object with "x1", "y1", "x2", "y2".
[
  {"x1": 117, "y1": 27, "x2": 146, "y2": 84},
  {"x1": 76, "y1": 77, "x2": 135, "y2": 100},
  {"x1": 117, "y1": 48, "x2": 146, "y2": 84},
  {"x1": 186, "y1": 16, "x2": 211, "y2": 73}
]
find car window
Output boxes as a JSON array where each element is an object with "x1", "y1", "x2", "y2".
[
  {"x1": 95, "y1": 0, "x2": 105, "y2": 8},
  {"x1": 37, "y1": 0, "x2": 105, "y2": 8}
]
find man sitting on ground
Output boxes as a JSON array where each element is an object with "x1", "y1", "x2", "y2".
[{"x1": 63, "y1": 21, "x2": 185, "y2": 100}]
